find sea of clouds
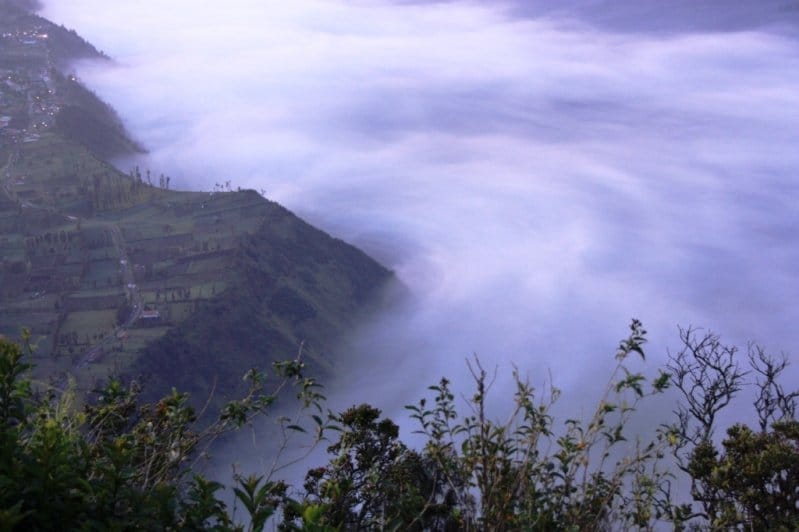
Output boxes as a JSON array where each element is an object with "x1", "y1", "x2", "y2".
[{"x1": 40, "y1": 0, "x2": 799, "y2": 448}]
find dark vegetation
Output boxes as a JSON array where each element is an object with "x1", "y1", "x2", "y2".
[
  {"x1": 135, "y1": 202, "x2": 391, "y2": 406},
  {"x1": 53, "y1": 70, "x2": 143, "y2": 158},
  {"x1": 1, "y1": 321, "x2": 797, "y2": 530},
  {"x1": 1, "y1": 1, "x2": 41, "y2": 15}
]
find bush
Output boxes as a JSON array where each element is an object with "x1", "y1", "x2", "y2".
[
  {"x1": 0, "y1": 332, "x2": 322, "y2": 530},
  {"x1": 1, "y1": 321, "x2": 797, "y2": 530}
]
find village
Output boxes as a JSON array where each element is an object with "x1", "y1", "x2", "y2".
[{"x1": 0, "y1": 20, "x2": 60, "y2": 145}]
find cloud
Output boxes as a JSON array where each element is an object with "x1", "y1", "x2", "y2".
[{"x1": 41, "y1": 0, "x2": 799, "y2": 438}]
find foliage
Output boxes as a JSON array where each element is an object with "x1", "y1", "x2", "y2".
[
  {"x1": 282, "y1": 403, "x2": 459, "y2": 531},
  {"x1": 0, "y1": 332, "x2": 322, "y2": 531},
  {"x1": 666, "y1": 327, "x2": 799, "y2": 530},
  {"x1": 1, "y1": 321, "x2": 798, "y2": 530},
  {"x1": 687, "y1": 421, "x2": 799, "y2": 530},
  {"x1": 400, "y1": 319, "x2": 674, "y2": 531}
]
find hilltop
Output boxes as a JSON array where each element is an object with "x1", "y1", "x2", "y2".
[{"x1": 0, "y1": 5, "x2": 393, "y2": 404}]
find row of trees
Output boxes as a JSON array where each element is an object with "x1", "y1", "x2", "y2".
[
  {"x1": 130, "y1": 166, "x2": 171, "y2": 190},
  {"x1": 1, "y1": 321, "x2": 797, "y2": 530}
]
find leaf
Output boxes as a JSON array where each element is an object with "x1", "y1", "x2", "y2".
[{"x1": 652, "y1": 371, "x2": 671, "y2": 392}]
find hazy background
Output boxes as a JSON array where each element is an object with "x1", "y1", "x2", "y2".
[{"x1": 39, "y1": 0, "x2": 799, "y2": 452}]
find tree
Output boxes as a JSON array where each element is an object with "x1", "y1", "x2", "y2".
[
  {"x1": 0, "y1": 333, "x2": 322, "y2": 531},
  {"x1": 403, "y1": 319, "x2": 673, "y2": 531},
  {"x1": 667, "y1": 327, "x2": 799, "y2": 529},
  {"x1": 2, "y1": 321, "x2": 798, "y2": 531},
  {"x1": 688, "y1": 421, "x2": 799, "y2": 530},
  {"x1": 283, "y1": 404, "x2": 459, "y2": 531}
]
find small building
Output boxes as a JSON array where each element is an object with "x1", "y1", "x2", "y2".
[
  {"x1": 140, "y1": 309, "x2": 160, "y2": 320},
  {"x1": 136, "y1": 308, "x2": 162, "y2": 328}
]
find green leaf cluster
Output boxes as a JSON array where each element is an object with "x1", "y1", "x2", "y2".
[
  {"x1": 0, "y1": 334, "x2": 309, "y2": 531},
  {"x1": 2, "y1": 320, "x2": 798, "y2": 531}
]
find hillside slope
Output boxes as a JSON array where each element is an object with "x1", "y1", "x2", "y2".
[
  {"x1": 1, "y1": 0, "x2": 142, "y2": 158},
  {"x1": 0, "y1": 6, "x2": 393, "y2": 403}
]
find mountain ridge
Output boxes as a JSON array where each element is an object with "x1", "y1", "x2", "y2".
[{"x1": 0, "y1": 6, "x2": 394, "y2": 405}]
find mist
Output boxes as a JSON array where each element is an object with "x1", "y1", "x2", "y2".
[{"x1": 39, "y1": 0, "x2": 799, "y2": 457}]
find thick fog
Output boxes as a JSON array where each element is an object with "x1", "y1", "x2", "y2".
[{"x1": 40, "y1": 0, "x2": 799, "y2": 438}]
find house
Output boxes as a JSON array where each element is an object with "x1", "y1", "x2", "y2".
[
  {"x1": 140, "y1": 309, "x2": 160, "y2": 320},
  {"x1": 136, "y1": 308, "x2": 162, "y2": 328}
]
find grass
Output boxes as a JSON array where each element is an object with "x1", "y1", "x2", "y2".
[
  {"x1": 70, "y1": 286, "x2": 125, "y2": 298},
  {"x1": 60, "y1": 310, "x2": 116, "y2": 338}
]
